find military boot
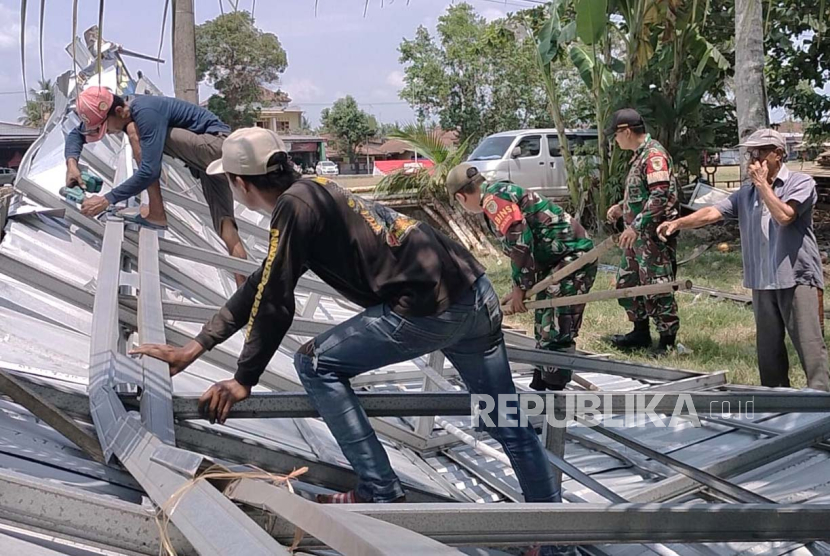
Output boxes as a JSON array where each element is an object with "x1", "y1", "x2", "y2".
[
  {"x1": 651, "y1": 333, "x2": 676, "y2": 357},
  {"x1": 610, "y1": 320, "x2": 652, "y2": 350}
]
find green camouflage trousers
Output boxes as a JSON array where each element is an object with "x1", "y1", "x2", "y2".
[
  {"x1": 532, "y1": 258, "x2": 598, "y2": 388},
  {"x1": 616, "y1": 234, "x2": 679, "y2": 335}
]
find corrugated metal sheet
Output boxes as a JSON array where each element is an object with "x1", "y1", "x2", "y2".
[{"x1": 1, "y1": 38, "x2": 828, "y2": 556}]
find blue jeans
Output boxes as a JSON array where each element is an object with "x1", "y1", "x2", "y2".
[{"x1": 294, "y1": 275, "x2": 560, "y2": 504}]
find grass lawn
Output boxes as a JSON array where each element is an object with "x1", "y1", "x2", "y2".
[
  {"x1": 484, "y1": 231, "x2": 826, "y2": 388},
  {"x1": 711, "y1": 161, "x2": 818, "y2": 188}
]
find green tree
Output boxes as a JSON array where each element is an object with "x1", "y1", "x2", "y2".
[
  {"x1": 320, "y1": 96, "x2": 378, "y2": 174},
  {"x1": 18, "y1": 79, "x2": 54, "y2": 130},
  {"x1": 531, "y1": 0, "x2": 735, "y2": 226},
  {"x1": 196, "y1": 11, "x2": 288, "y2": 128},
  {"x1": 398, "y1": 3, "x2": 590, "y2": 146},
  {"x1": 765, "y1": 0, "x2": 830, "y2": 142}
]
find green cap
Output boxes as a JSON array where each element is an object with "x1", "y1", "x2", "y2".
[{"x1": 446, "y1": 163, "x2": 485, "y2": 197}]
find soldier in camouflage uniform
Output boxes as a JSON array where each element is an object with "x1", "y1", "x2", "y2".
[
  {"x1": 605, "y1": 109, "x2": 680, "y2": 354},
  {"x1": 447, "y1": 163, "x2": 596, "y2": 390}
]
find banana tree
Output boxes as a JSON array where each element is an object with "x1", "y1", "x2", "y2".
[
  {"x1": 612, "y1": 0, "x2": 666, "y2": 79},
  {"x1": 374, "y1": 124, "x2": 471, "y2": 202},
  {"x1": 570, "y1": 0, "x2": 614, "y2": 221},
  {"x1": 535, "y1": 0, "x2": 583, "y2": 212},
  {"x1": 618, "y1": 0, "x2": 730, "y2": 176}
]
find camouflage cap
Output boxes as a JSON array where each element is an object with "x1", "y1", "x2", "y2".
[
  {"x1": 738, "y1": 128, "x2": 787, "y2": 151},
  {"x1": 446, "y1": 163, "x2": 485, "y2": 197}
]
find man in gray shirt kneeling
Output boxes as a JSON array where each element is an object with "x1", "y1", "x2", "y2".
[{"x1": 658, "y1": 129, "x2": 829, "y2": 391}]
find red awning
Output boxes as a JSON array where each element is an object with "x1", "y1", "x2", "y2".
[{"x1": 372, "y1": 159, "x2": 434, "y2": 176}]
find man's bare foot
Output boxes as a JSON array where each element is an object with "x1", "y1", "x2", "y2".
[{"x1": 137, "y1": 204, "x2": 168, "y2": 227}]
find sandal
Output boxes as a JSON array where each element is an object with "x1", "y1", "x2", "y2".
[{"x1": 117, "y1": 209, "x2": 169, "y2": 230}]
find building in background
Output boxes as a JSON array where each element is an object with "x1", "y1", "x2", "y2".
[
  {"x1": 282, "y1": 134, "x2": 327, "y2": 173},
  {"x1": 254, "y1": 88, "x2": 326, "y2": 172},
  {"x1": 254, "y1": 88, "x2": 304, "y2": 133},
  {"x1": 0, "y1": 122, "x2": 41, "y2": 170},
  {"x1": 323, "y1": 130, "x2": 457, "y2": 175}
]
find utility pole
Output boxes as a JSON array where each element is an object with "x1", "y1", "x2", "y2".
[
  {"x1": 734, "y1": 0, "x2": 769, "y2": 178},
  {"x1": 173, "y1": 0, "x2": 198, "y2": 104}
]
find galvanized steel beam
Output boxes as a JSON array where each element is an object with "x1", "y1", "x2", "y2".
[
  {"x1": 227, "y1": 479, "x2": 465, "y2": 555},
  {"x1": 0, "y1": 466, "x2": 195, "y2": 555},
  {"x1": 631, "y1": 415, "x2": 830, "y2": 502},
  {"x1": 505, "y1": 345, "x2": 708, "y2": 382},
  {"x1": 14, "y1": 375, "x2": 830, "y2": 421},
  {"x1": 159, "y1": 186, "x2": 269, "y2": 241},
  {"x1": 214, "y1": 501, "x2": 830, "y2": 546},
  {"x1": 173, "y1": 420, "x2": 453, "y2": 503},
  {"x1": 5, "y1": 464, "x2": 829, "y2": 548},
  {"x1": 137, "y1": 228, "x2": 175, "y2": 443},
  {"x1": 109, "y1": 414, "x2": 291, "y2": 555},
  {"x1": 14, "y1": 176, "x2": 226, "y2": 306},
  {"x1": 169, "y1": 390, "x2": 830, "y2": 418},
  {"x1": 572, "y1": 415, "x2": 772, "y2": 503},
  {"x1": 86, "y1": 221, "x2": 291, "y2": 556},
  {"x1": 543, "y1": 418, "x2": 567, "y2": 494}
]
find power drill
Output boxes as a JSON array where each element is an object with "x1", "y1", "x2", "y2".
[{"x1": 59, "y1": 171, "x2": 104, "y2": 204}]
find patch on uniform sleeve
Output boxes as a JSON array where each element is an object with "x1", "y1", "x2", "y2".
[
  {"x1": 482, "y1": 193, "x2": 523, "y2": 235},
  {"x1": 645, "y1": 153, "x2": 670, "y2": 185}
]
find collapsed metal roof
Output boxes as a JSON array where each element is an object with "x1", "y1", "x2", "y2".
[{"x1": 1, "y1": 37, "x2": 830, "y2": 556}]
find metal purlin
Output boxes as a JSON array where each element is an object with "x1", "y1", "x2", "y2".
[{"x1": 86, "y1": 220, "x2": 291, "y2": 555}]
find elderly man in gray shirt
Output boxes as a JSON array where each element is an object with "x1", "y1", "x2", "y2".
[{"x1": 658, "y1": 129, "x2": 829, "y2": 391}]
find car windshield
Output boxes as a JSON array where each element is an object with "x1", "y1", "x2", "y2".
[
  {"x1": 468, "y1": 137, "x2": 514, "y2": 161},
  {"x1": 320, "y1": 162, "x2": 335, "y2": 167}
]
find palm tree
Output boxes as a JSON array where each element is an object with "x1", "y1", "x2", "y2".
[
  {"x1": 18, "y1": 79, "x2": 54, "y2": 130},
  {"x1": 374, "y1": 124, "x2": 470, "y2": 202},
  {"x1": 374, "y1": 124, "x2": 498, "y2": 255}
]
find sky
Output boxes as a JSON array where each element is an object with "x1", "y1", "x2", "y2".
[
  {"x1": 0, "y1": 0, "x2": 820, "y2": 128},
  {"x1": 0, "y1": 0, "x2": 541, "y2": 127}
]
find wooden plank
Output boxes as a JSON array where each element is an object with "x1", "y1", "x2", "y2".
[
  {"x1": 502, "y1": 236, "x2": 617, "y2": 312},
  {"x1": 524, "y1": 280, "x2": 693, "y2": 310},
  {"x1": 0, "y1": 369, "x2": 104, "y2": 462}
]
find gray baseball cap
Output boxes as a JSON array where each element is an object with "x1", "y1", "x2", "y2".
[
  {"x1": 446, "y1": 163, "x2": 485, "y2": 196},
  {"x1": 737, "y1": 128, "x2": 786, "y2": 150},
  {"x1": 207, "y1": 127, "x2": 288, "y2": 176}
]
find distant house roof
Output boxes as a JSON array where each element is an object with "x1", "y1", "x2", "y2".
[
  {"x1": 260, "y1": 105, "x2": 304, "y2": 114},
  {"x1": 322, "y1": 137, "x2": 418, "y2": 158},
  {"x1": 321, "y1": 127, "x2": 459, "y2": 160},
  {"x1": 0, "y1": 122, "x2": 41, "y2": 141}
]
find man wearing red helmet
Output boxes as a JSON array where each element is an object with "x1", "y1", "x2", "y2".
[{"x1": 65, "y1": 86, "x2": 248, "y2": 285}]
